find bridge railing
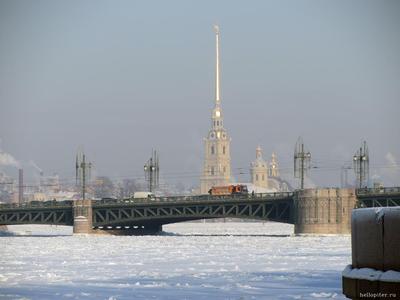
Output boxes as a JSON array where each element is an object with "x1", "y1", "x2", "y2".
[
  {"x1": 94, "y1": 192, "x2": 294, "y2": 206},
  {"x1": 0, "y1": 192, "x2": 295, "y2": 209},
  {"x1": 356, "y1": 186, "x2": 400, "y2": 196},
  {"x1": 0, "y1": 200, "x2": 73, "y2": 209}
]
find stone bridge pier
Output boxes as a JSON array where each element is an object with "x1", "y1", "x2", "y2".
[
  {"x1": 294, "y1": 188, "x2": 357, "y2": 234},
  {"x1": 73, "y1": 200, "x2": 163, "y2": 235},
  {"x1": 73, "y1": 199, "x2": 93, "y2": 234}
]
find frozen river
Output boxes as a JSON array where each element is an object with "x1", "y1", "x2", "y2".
[{"x1": 0, "y1": 222, "x2": 350, "y2": 299}]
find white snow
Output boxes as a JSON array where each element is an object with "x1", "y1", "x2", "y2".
[
  {"x1": 342, "y1": 265, "x2": 400, "y2": 283},
  {"x1": 0, "y1": 222, "x2": 351, "y2": 299},
  {"x1": 381, "y1": 270, "x2": 400, "y2": 283},
  {"x1": 342, "y1": 265, "x2": 382, "y2": 281}
]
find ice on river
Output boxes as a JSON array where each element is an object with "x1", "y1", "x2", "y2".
[{"x1": 0, "y1": 222, "x2": 350, "y2": 299}]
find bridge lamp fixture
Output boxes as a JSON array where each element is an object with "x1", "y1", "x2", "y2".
[
  {"x1": 353, "y1": 155, "x2": 367, "y2": 161},
  {"x1": 144, "y1": 165, "x2": 156, "y2": 171}
]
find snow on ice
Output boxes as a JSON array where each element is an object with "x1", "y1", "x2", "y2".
[{"x1": 0, "y1": 222, "x2": 351, "y2": 299}]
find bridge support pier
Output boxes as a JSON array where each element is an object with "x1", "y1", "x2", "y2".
[
  {"x1": 73, "y1": 200, "x2": 93, "y2": 234},
  {"x1": 294, "y1": 188, "x2": 357, "y2": 234}
]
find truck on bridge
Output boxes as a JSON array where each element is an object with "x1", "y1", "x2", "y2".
[{"x1": 208, "y1": 184, "x2": 249, "y2": 196}]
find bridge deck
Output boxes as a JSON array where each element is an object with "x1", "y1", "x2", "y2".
[
  {"x1": 0, "y1": 192, "x2": 294, "y2": 227},
  {"x1": 356, "y1": 187, "x2": 400, "y2": 207},
  {"x1": 94, "y1": 192, "x2": 294, "y2": 206},
  {"x1": 92, "y1": 196, "x2": 294, "y2": 227},
  {"x1": 1, "y1": 188, "x2": 399, "y2": 228}
]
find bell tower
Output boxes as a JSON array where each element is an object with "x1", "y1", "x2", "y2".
[
  {"x1": 200, "y1": 25, "x2": 232, "y2": 194},
  {"x1": 268, "y1": 152, "x2": 280, "y2": 177},
  {"x1": 250, "y1": 146, "x2": 268, "y2": 189}
]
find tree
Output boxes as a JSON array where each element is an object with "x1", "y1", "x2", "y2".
[{"x1": 93, "y1": 176, "x2": 115, "y2": 199}]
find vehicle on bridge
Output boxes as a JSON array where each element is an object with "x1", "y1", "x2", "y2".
[
  {"x1": 133, "y1": 192, "x2": 154, "y2": 199},
  {"x1": 208, "y1": 185, "x2": 248, "y2": 196}
]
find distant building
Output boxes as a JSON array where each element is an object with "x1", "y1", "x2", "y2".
[
  {"x1": 30, "y1": 191, "x2": 76, "y2": 201},
  {"x1": 0, "y1": 171, "x2": 15, "y2": 203},
  {"x1": 93, "y1": 176, "x2": 115, "y2": 199},
  {"x1": 200, "y1": 26, "x2": 232, "y2": 194},
  {"x1": 248, "y1": 148, "x2": 292, "y2": 193},
  {"x1": 250, "y1": 146, "x2": 268, "y2": 189},
  {"x1": 40, "y1": 173, "x2": 60, "y2": 194}
]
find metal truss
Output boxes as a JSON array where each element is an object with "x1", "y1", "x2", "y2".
[
  {"x1": 0, "y1": 208, "x2": 73, "y2": 226},
  {"x1": 357, "y1": 198, "x2": 400, "y2": 208},
  {"x1": 356, "y1": 187, "x2": 400, "y2": 208},
  {"x1": 92, "y1": 198, "x2": 294, "y2": 227}
]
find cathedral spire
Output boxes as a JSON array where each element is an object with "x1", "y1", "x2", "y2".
[
  {"x1": 200, "y1": 25, "x2": 231, "y2": 194},
  {"x1": 214, "y1": 25, "x2": 220, "y2": 106}
]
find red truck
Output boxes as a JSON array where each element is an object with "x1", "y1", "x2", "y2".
[{"x1": 208, "y1": 185, "x2": 248, "y2": 196}]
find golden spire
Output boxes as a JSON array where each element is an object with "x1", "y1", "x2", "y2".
[{"x1": 214, "y1": 25, "x2": 220, "y2": 106}]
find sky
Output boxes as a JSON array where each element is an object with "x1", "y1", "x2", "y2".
[{"x1": 0, "y1": 0, "x2": 399, "y2": 188}]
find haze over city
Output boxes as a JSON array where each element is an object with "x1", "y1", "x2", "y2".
[
  {"x1": 1, "y1": 2, "x2": 400, "y2": 300},
  {"x1": 1, "y1": 0, "x2": 399, "y2": 188}
]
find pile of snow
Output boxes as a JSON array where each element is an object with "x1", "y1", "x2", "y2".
[{"x1": 343, "y1": 265, "x2": 400, "y2": 283}]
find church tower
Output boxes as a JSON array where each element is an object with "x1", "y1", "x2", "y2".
[
  {"x1": 268, "y1": 152, "x2": 280, "y2": 177},
  {"x1": 200, "y1": 25, "x2": 232, "y2": 194},
  {"x1": 250, "y1": 146, "x2": 268, "y2": 189}
]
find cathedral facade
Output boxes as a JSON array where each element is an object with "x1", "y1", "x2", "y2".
[
  {"x1": 200, "y1": 26, "x2": 232, "y2": 194},
  {"x1": 249, "y1": 146, "x2": 291, "y2": 192}
]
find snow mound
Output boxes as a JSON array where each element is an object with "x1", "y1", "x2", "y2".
[{"x1": 343, "y1": 265, "x2": 400, "y2": 282}]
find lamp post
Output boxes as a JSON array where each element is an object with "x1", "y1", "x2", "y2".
[
  {"x1": 294, "y1": 137, "x2": 311, "y2": 190},
  {"x1": 144, "y1": 150, "x2": 159, "y2": 193},
  {"x1": 353, "y1": 141, "x2": 369, "y2": 189}
]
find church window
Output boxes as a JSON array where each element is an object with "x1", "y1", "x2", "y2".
[
  {"x1": 256, "y1": 174, "x2": 259, "y2": 181},
  {"x1": 211, "y1": 145, "x2": 215, "y2": 154},
  {"x1": 217, "y1": 121, "x2": 219, "y2": 126},
  {"x1": 211, "y1": 166, "x2": 215, "y2": 175},
  {"x1": 262, "y1": 175, "x2": 265, "y2": 181},
  {"x1": 223, "y1": 146, "x2": 226, "y2": 154},
  {"x1": 223, "y1": 166, "x2": 226, "y2": 173}
]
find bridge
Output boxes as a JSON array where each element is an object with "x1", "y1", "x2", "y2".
[
  {"x1": 0, "y1": 187, "x2": 399, "y2": 234},
  {"x1": 0, "y1": 192, "x2": 294, "y2": 234},
  {"x1": 356, "y1": 186, "x2": 400, "y2": 207}
]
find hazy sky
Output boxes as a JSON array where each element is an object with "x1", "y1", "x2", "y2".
[{"x1": 0, "y1": 0, "x2": 399, "y2": 187}]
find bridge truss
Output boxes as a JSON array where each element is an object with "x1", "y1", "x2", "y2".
[
  {"x1": 356, "y1": 187, "x2": 400, "y2": 208},
  {"x1": 0, "y1": 205, "x2": 73, "y2": 226},
  {"x1": 92, "y1": 196, "x2": 294, "y2": 229}
]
